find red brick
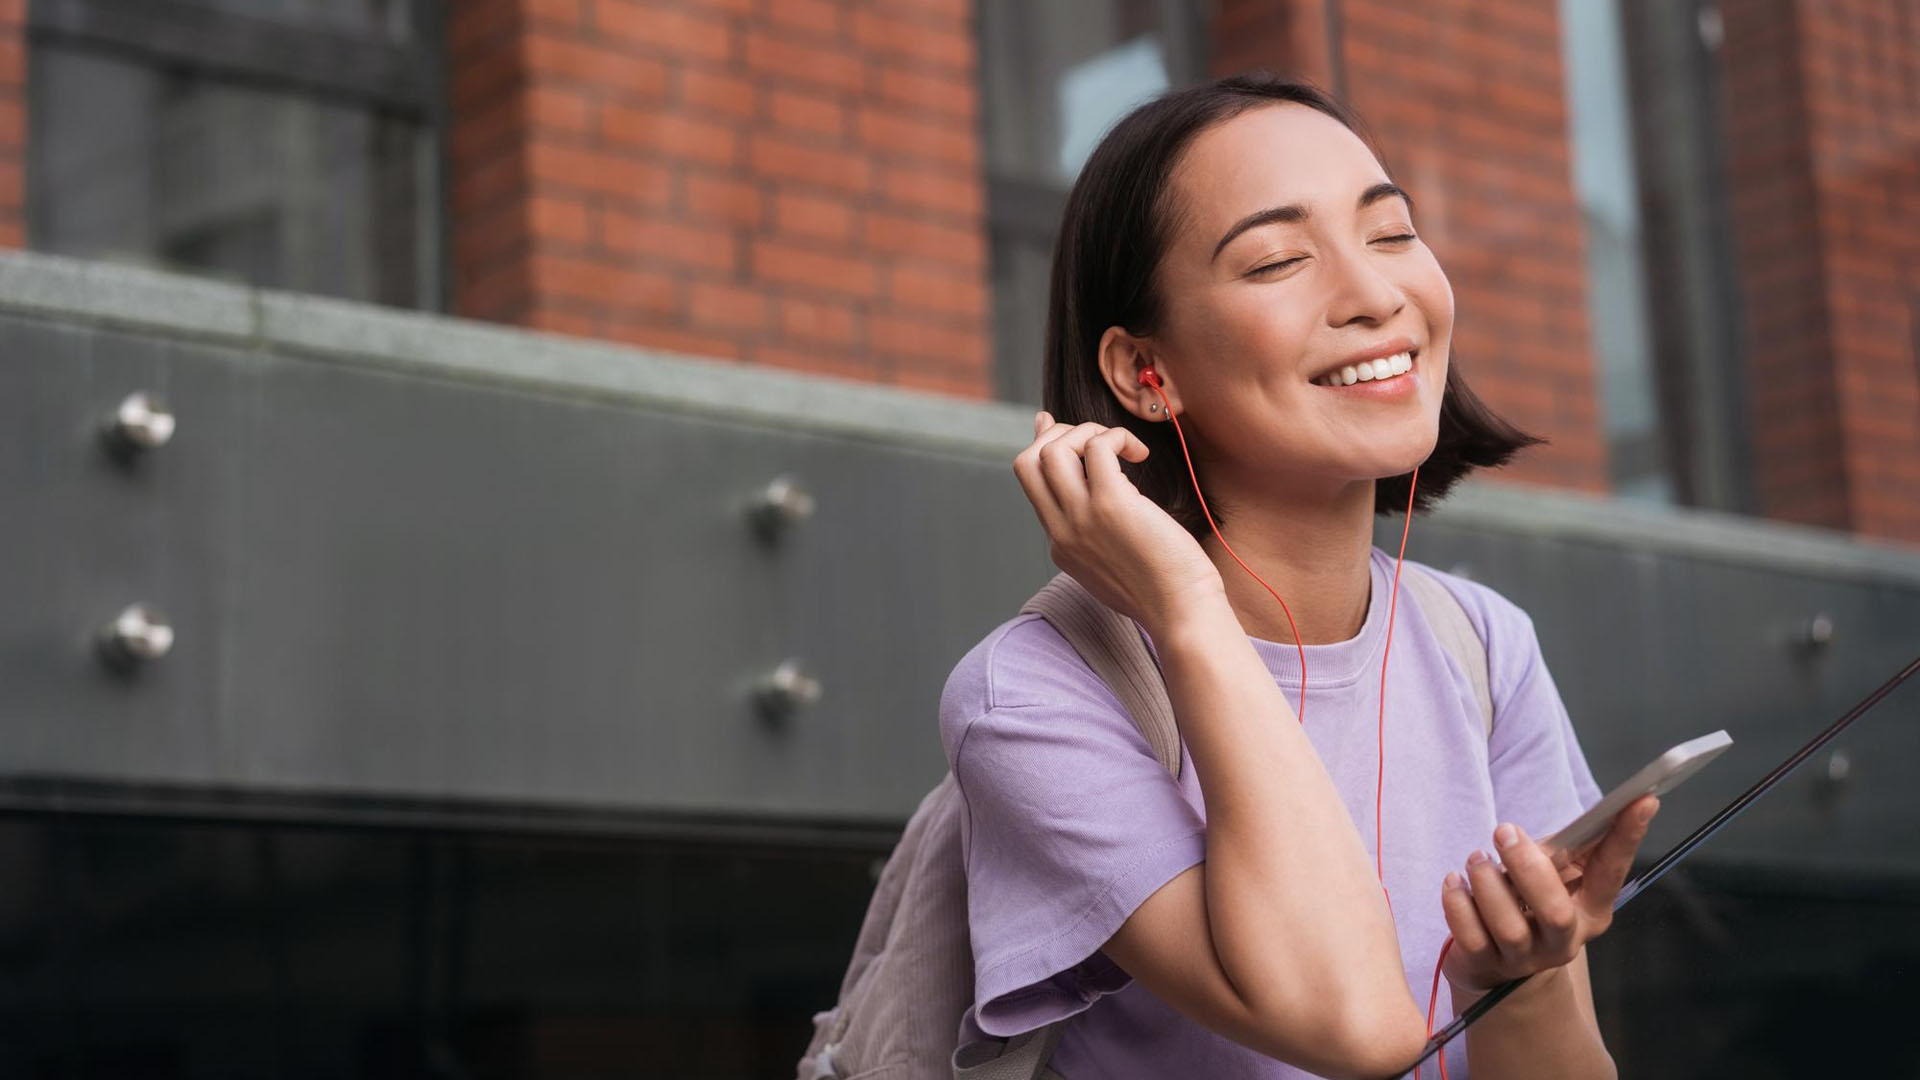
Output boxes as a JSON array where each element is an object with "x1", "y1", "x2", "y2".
[
  {"x1": 524, "y1": 85, "x2": 594, "y2": 135},
  {"x1": 689, "y1": 281, "x2": 770, "y2": 331},
  {"x1": 749, "y1": 133, "x2": 873, "y2": 194},
  {"x1": 682, "y1": 171, "x2": 765, "y2": 226},
  {"x1": 530, "y1": 254, "x2": 679, "y2": 311},
  {"x1": 601, "y1": 102, "x2": 741, "y2": 166},
  {"x1": 765, "y1": 0, "x2": 843, "y2": 36},
  {"x1": 878, "y1": 163, "x2": 982, "y2": 218},
  {"x1": 604, "y1": 318, "x2": 745, "y2": 361},
  {"x1": 526, "y1": 143, "x2": 674, "y2": 204},
  {"x1": 865, "y1": 210, "x2": 984, "y2": 267},
  {"x1": 680, "y1": 67, "x2": 756, "y2": 119},
  {"x1": 755, "y1": 344, "x2": 884, "y2": 383},
  {"x1": 522, "y1": 33, "x2": 670, "y2": 99},
  {"x1": 751, "y1": 238, "x2": 878, "y2": 298},
  {"x1": 601, "y1": 208, "x2": 738, "y2": 272},
  {"x1": 768, "y1": 87, "x2": 847, "y2": 139},
  {"x1": 886, "y1": 264, "x2": 986, "y2": 319},
  {"x1": 778, "y1": 297, "x2": 862, "y2": 345},
  {"x1": 873, "y1": 66, "x2": 975, "y2": 120},
  {"x1": 591, "y1": 0, "x2": 734, "y2": 62},
  {"x1": 527, "y1": 195, "x2": 591, "y2": 245},
  {"x1": 773, "y1": 190, "x2": 858, "y2": 243},
  {"x1": 743, "y1": 31, "x2": 867, "y2": 94},
  {"x1": 856, "y1": 104, "x2": 975, "y2": 166},
  {"x1": 524, "y1": 0, "x2": 583, "y2": 26},
  {"x1": 850, "y1": 10, "x2": 972, "y2": 71},
  {"x1": 869, "y1": 313, "x2": 985, "y2": 366}
]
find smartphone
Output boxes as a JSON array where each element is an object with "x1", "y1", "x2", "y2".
[{"x1": 1539, "y1": 729, "x2": 1734, "y2": 866}]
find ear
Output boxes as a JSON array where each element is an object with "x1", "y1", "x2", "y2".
[{"x1": 1097, "y1": 326, "x2": 1181, "y2": 422}]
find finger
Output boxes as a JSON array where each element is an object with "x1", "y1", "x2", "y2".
[
  {"x1": 1463, "y1": 848, "x2": 1534, "y2": 964},
  {"x1": 1037, "y1": 423, "x2": 1112, "y2": 517},
  {"x1": 1082, "y1": 428, "x2": 1145, "y2": 498},
  {"x1": 1440, "y1": 871, "x2": 1494, "y2": 959},
  {"x1": 1492, "y1": 824, "x2": 1579, "y2": 960},
  {"x1": 1574, "y1": 795, "x2": 1659, "y2": 918},
  {"x1": 1034, "y1": 410, "x2": 1051, "y2": 436},
  {"x1": 1012, "y1": 420, "x2": 1085, "y2": 529}
]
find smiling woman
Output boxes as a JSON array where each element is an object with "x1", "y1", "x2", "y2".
[{"x1": 941, "y1": 71, "x2": 1652, "y2": 1080}]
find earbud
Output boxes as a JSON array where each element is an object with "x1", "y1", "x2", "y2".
[{"x1": 1136, "y1": 367, "x2": 1163, "y2": 389}]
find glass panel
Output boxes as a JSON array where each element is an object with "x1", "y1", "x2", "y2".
[
  {"x1": 1560, "y1": 0, "x2": 1673, "y2": 504},
  {"x1": 28, "y1": 44, "x2": 435, "y2": 309},
  {"x1": 0, "y1": 817, "x2": 879, "y2": 1078},
  {"x1": 977, "y1": 0, "x2": 1208, "y2": 402}
]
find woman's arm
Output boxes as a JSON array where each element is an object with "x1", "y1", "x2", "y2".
[
  {"x1": 1100, "y1": 591, "x2": 1428, "y2": 1079},
  {"x1": 1452, "y1": 947, "x2": 1613, "y2": 1080},
  {"x1": 1013, "y1": 416, "x2": 1425, "y2": 1077}
]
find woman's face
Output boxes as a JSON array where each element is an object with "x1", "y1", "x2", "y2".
[{"x1": 1131, "y1": 102, "x2": 1453, "y2": 498}]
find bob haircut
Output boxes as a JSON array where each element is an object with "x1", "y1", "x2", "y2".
[{"x1": 1042, "y1": 71, "x2": 1546, "y2": 537}]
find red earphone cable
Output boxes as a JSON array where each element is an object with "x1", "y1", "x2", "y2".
[{"x1": 1138, "y1": 370, "x2": 1452, "y2": 1079}]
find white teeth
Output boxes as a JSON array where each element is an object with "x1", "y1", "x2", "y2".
[{"x1": 1314, "y1": 351, "x2": 1413, "y2": 387}]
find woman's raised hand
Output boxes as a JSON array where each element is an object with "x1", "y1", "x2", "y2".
[
  {"x1": 1012, "y1": 411, "x2": 1225, "y2": 635},
  {"x1": 1439, "y1": 794, "x2": 1661, "y2": 994}
]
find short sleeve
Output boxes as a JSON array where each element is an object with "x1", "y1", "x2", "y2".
[
  {"x1": 941, "y1": 616, "x2": 1207, "y2": 1039},
  {"x1": 1484, "y1": 603, "x2": 1606, "y2": 840}
]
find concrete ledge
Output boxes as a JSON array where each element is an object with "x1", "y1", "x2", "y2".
[{"x1": 3, "y1": 249, "x2": 1916, "y2": 586}]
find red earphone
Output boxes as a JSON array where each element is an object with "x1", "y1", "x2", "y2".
[{"x1": 1135, "y1": 365, "x2": 1455, "y2": 1078}]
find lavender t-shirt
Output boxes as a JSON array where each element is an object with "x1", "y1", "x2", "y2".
[{"x1": 939, "y1": 546, "x2": 1605, "y2": 1079}]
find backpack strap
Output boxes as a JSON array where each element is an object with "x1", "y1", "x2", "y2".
[
  {"x1": 1399, "y1": 563, "x2": 1494, "y2": 738},
  {"x1": 1019, "y1": 574, "x2": 1182, "y2": 776}
]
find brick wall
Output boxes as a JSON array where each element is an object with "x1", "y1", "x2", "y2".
[
  {"x1": 0, "y1": 0, "x2": 24, "y2": 248},
  {"x1": 447, "y1": 0, "x2": 993, "y2": 399},
  {"x1": 1721, "y1": 0, "x2": 1920, "y2": 544},
  {"x1": 1214, "y1": 0, "x2": 1607, "y2": 495}
]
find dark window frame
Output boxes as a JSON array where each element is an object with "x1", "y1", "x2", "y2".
[{"x1": 26, "y1": 0, "x2": 450, "y2": 310}]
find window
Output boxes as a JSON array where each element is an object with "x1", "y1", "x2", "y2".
[
  {"x1": 976, "y1": 0, "x2": 1211, "y2": 404},
  {"x1": 1569, "y1": 0, "x2": 1759, "y2": 512},
  {"x1": 27, "y1": 0, "x2": 445, "y2": 310}
]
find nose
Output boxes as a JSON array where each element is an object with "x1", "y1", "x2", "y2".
[{"x1": 1322, "y1": 238, "x2": 1406, "y2": 328}]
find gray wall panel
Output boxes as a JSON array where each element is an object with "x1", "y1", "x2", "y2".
[{"x1": 1, "y1": 252, "x2": 1917, "y2": 878}]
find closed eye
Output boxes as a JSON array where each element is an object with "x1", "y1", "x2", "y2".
[
  {"x1": 1249, "y1": 257, "x2": 1305, "y2": 276},
  {"x1": 1374, "y1": 233, "x2": 1417, "y2": 245}
]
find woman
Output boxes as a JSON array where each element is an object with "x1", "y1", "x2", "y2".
[{"x1": 938, "y1": 73, "x2": 1659, "y2": 1079}]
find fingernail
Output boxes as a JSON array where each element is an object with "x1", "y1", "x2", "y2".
[
  {"x1": 1466, "y1": 849, "x2": 1490, "y2": 868},
  {"x1": 1444, "y1": 871, "x2": 1464, "y2": 891},
  {"x1": 1494, "y1": 823, "x2": 1519, "y2": 848}
]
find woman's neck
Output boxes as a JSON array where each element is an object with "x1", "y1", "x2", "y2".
[{"x1": 1199, "y1": 477, "x2": 1379, "y2": 647}]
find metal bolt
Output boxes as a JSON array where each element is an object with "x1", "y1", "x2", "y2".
[
  {"x1": 99, "y1": 603, "x2": 174, "y2": 667},
  {"x1": 104, "y1": 391, "x2": 176, "y2": 453},
  {"x1": 747, "y1": 475, "x2": 815, "y2": 541},
  {"x1": 755, "y1": 658, "x2": 822, "y2": 719},
  {"x1": 1795, "y1": 613, "x2": 1836, "y2": 651}
]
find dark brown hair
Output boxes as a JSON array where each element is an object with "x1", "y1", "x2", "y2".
[{"x1": 1042, "y1": 71, "x2": 1545, "y2": 537}]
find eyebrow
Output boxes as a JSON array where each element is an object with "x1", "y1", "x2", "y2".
[{"x1": 1210, "y1": 182, "x2": 1414, "y2": 263}]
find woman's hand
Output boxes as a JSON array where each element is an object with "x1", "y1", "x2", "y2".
[
  {"x1": 1439, "y1": 794, "x2": 1661, "y2": 993},
  {"x1": 1012, "y1": 411, "x2": 1225, "y2": 636}
]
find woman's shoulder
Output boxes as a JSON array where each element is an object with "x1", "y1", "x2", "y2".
[{"x1": 937, "y1": 609, "x2": 1126, "y2": 764}]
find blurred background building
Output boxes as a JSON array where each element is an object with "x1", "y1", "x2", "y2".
[{"x1": 3, "y1": 0, "x2": 1919, "y2": 1077}]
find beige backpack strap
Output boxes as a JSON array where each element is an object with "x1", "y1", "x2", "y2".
[
  {"x1": 1020, "y1": 573, "x2": 1182, "y2": 777},
  {"x1": 951, "y1": 1024, "x2": 1066, "y2": 1080},
  {"x1": 1400, "y1": 564, "x2": 1494, "y2": 738}
]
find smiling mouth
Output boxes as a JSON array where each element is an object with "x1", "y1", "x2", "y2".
[{"x1": 1312, "y1": 349, "x2": 1416, "y2": 387}]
